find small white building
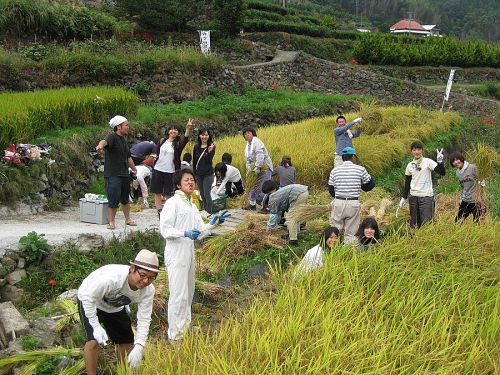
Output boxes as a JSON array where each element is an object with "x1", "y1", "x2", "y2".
[{"x1": 422, "y1": 25, "x2": 442, "y2": 36}]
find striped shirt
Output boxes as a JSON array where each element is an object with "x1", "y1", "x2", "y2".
[{"x1": 328, "y1": 161, "x2": 371, "y2": 198}]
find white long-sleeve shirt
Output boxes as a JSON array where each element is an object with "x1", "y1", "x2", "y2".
[
  {"x1": 160, "y1": 191, "x2": 214, "y2": 242},
  {"x1": 135, "y1": 165, "x2": 151, "y2": 198},
  {"x1": 295, "y1": 245, "x2": 324, "y2": 274},
  {"x1": 77, "y1": 264, "x2": 155, "y2": 346},
  {"x1": 244, "y1": 136, "x2": 273, "y2": 173},
  {"x1": 215, "y1": 164, "x2": 242, "y2": 195}
]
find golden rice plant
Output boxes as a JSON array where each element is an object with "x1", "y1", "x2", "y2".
[
  {"x1": 0, "y1": 86, "x2": 138, "y2": 148},
  {"x1": 212, "y1": 107, "x2": 461, "y2": 189},
  {"x1": 127, "y1": 219, "x2": 499, "y2": 374}
]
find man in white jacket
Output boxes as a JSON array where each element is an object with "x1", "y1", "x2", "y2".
[
  {"x1": 160, "y1": 169, "x2": 229, "y2": 343},
  {"x1": 77, "y1": 249, "x2": 160, "y2": 374},
  {"x1": 242, "y1": 127, "x2": 273, "y2": 210}
]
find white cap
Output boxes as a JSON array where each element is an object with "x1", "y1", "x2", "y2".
[{"x1": 109, "y1": 115, "x2": 128, "y2": 129}]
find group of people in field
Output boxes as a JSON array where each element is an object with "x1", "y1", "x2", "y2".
[{"x1": 79, "y1": 114, "x2": 482, "y2": 373}]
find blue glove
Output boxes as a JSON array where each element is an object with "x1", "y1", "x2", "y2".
[
  {"x1": 219, "y1": 210, "x2": 231, "y2": 224},
  {"x1": 209, "y1": 214, "x2": 219, "y2": 225},
  {"x1": 184, "y1": 229, "x2": 200, "y2": 240}
]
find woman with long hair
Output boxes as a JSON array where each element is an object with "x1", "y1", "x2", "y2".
[
  {"x1": 295, "y1": 226, "x2": 340, "y2": 274},
  {"x1": 150, "y1": 120, "x2": 193, "y2": 215},
  {"x1": 355, "y1": 217, "x2": 380, "y2": 252},
  {"x1": 193, "y1": 128, "x2": 216, "y2": 214}
]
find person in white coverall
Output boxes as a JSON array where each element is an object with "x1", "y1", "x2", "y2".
[
  {"x1": 77, "y1": 249, "x2": 160, "y2": 374},
  {"x1": 160, "y1": 169, "x2": 229, "y2": 342}
]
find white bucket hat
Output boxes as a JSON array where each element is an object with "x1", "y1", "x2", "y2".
[
  {"x1": 109, "y1": 115, "x2": 128, "y2": 129},
  {"x1": 130, "y1": 249, "x2": 159, "y2": 273}
]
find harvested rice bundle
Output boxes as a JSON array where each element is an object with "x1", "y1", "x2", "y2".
[
  {"x1": 286, "y1": 203, "x2": 330, "y2": 224},
  {"x1": 238, "y1": 171, "x2": 258, "y2": 207},
  {"x1": 201, "y1": 214, "x2": 286, "y2": 270},
  {"x1": 153, "y1": 270, "x2": 228, "y2": 317},
  {"x1": 357, "y1": 100, "x2": 384, "y2": 135},
  {"x1": 466, "y1": 143, "x2": 499, "y2": 211}
]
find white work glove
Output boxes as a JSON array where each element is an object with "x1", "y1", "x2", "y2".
[
  {"x1": 396, "y1": 198, "x2": 407, "y2": 218},
  {"x1": 92, "y1": 324, "x2": 108, "y2": 346},
  {"x1": 124, "y1": 305, "x2": 131, "y2": 315},
  {"x1": 143, "y1": 200, "x2": 149, "y2": 208},
  {"x1": 353, "y1": 117, "x2": 363, "y2": 123},
  {"x1": 479, "y1": 180, "x2": 486, "y2": 187},
  {"x1": 436, "y1": 148, "x2": 444, "y2": 163},
  {"x1": 127, "y1": 344, "x2": 144, "y2": 369},
  {"x1": 398, "y1": 198, "x2": 407, "y2": 208}
]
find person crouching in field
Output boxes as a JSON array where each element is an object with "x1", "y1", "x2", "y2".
[
  {"x1": 295, "y1": 226, "x2": 340, "y2": 274},
  {"x1": 214, "y1": 162, "x2": 245, "y2": 198},
  {"x1": 272, "y1": 155, "x2": 296, "y2": 187},
  {"x1": 262, "y1": 180, "x2": 309, "y2": 246},
  {"x1": 77, "y1": 249, "x2": 160, "y2": 374},
  {"x1": 398, "y1": 141, "x2": 445, "y2": 228},
  {"x1": 333, "y1": 116, "x2": 362, "y2": 167},
  {"x1": 355, "y1": 217, "x2": 380, "y2": 252},
  {"x1": 159, "y1": 169, "x2": 229, "y2": 344},
  {"x1": 328, "y1": 146, "x2": 375, "y2": 243},
  {"x1": 449, "y1": 151, "x2": 481, "y2": 223}
]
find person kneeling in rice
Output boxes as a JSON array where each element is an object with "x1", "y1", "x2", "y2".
[
  {"x1": 295, "y1": 226, "x2": 340, "y2": 274},
  {"x1": 77, "y1": 249, "x2": 160, "y2": 374},
  {"x1": 262, "y1": 180, "x2": 309, "y2": 246},
  {"x1": 159, "y1": 169, "x2": 230, "y2": 344},
  {"x1": 355, "y1": 217, "x2": 381, "y2": 252}
]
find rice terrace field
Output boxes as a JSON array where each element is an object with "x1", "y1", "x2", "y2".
[{"x1": 0, "y1": 0, "x2": 499, "y2": 372}]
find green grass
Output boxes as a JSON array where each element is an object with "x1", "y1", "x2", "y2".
[
  {"x1": 138, "y1": 88, "x2": 361, "y2": 125},
  {"x1": 20, "y1": 230, "x2": 164, "y2": 309},
  {"x1": 426, "y1": 82, "x2": 500, "y2": 100},
  {"x1": 124, "y1": 219, "x2": 499, "y2": 374}
]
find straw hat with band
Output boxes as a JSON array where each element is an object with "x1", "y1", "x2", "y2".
[{"x1": 130, "y1": 249, "x2": 160, "y2": 273}]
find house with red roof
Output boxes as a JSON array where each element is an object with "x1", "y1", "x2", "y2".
[{"x1": 390, "y1": 19, "x2": 431, "y2": 36}]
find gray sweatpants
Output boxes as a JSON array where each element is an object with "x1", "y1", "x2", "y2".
[
  {"x1": 409, "y1": 195, "x2": 435, "y2": 228},
  {"x1": 330, "y1": 198, "x2": 361, "y2": 243}
]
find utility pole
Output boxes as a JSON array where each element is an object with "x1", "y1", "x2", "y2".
[
  {"x1": 282, "y1": 0, "x2": 286, "y2": 8},
  {"x1": 355, "y1": 0, "x2": 359, "y2": 27}
]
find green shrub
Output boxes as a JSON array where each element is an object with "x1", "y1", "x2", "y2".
[
  {"x1": 20, "y1": 335, "x2": 40, "y2": 351},
  {"x1": 18, "y1": 231, "x2": 52, "y2": 266},
  {"x1": 19, "y1": 42, "x2": 49, "y2": 62},
  {"x1": 353, "y1": 32, "x2": 500, "y2": 67},
  {"x1": 0, "y1": 86, "x2": 139, "y2": 149},
  {"x1": 0, "y1": 0, "x2": 120, "y2": 40}
]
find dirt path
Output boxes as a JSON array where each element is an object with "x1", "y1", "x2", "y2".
[
  {"x1": 233, "y1": 49, "x2": 299, "y2": 69},
  {"x1": 0, "y1": 206, "x2": 251, "y2": 257}
]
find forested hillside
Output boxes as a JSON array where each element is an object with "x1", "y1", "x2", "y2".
[{"x1": 281, "y1": 0, "x2": 499, "y2": 41}]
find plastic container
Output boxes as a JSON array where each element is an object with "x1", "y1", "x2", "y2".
[{"x1": 79, "y1": 198, "x2": 109, "y2": 225}]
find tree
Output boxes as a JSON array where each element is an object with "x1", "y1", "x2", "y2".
[
  {"x1": 116, "y1": 0, "x2": 197, "y2": 32},
  {"x1": 212, "y1": 0, "x2": 245, "y2": 37}
]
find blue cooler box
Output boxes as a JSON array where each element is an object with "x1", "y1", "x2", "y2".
[{"x1": 79, "y1": 198, "x2": 109, "y2": 224}]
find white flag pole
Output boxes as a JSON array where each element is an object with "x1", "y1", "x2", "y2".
[{"x1": 441, "y1": 69, "x2": 456, "y2": 112}]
